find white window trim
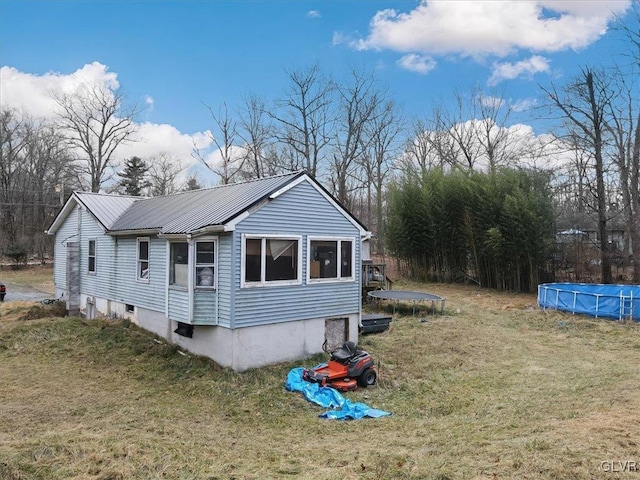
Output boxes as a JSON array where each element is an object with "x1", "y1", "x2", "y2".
[
  {"x1": 307, "y1": 236, "x2": 356, "y2": 284},
  {"x1": 241, "y1": 234, "x2": 303, "y2": 288},
  {"x1": 168, "y1": 240, "x2": 189, "y2": 290},
  {"x1": 137, "y1": 237, "x2": 150, "y2": 283},
  {"x1": 87, "y1": 239, "x2": 97, "y2": 275},
  {"x1": 194, "y1": 238, "x2": 218, "y2": 290}
]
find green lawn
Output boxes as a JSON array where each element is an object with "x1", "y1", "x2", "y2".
[{"x1": 1, "y1": 281, "x2": 639, "y2": 479}]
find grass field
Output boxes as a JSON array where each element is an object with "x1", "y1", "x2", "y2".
[{"x1": 1, "y1": 271, "x2": 639, "y2": 479}]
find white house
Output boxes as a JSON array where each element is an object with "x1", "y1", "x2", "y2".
[{"x1": 46, "y1": 171, "x2": 370, "y2": 371}]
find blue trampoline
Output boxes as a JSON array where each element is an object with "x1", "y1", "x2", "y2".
[{"x1": 538, "y1": 283, "x2": 640, "y2": 321}]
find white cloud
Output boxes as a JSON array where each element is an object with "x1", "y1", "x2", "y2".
[
  {"x1": 488, "y1": 55, "x2": 551, "y2": 85},
  {"x1": 512, "y1": 98, "x2": 538, "y2": 112},
  {"x1": 0, "y1": 63, "x2": 214, "y2": 184},
  {"x1": 397, "y1": 54, "x2": 437, "y2": 74},
  {"x1": 0, "y1": 62, "x2": 120, "y2": 118},
  {"x1": 307, "y1": 10, "x2": 321, "y2": 18},
  {"x1": 332, "y1": 31, "x2": 347, "y2": 46},
  {"x1": 354, "y1": 1, "x2": 631, "y2": 57}
]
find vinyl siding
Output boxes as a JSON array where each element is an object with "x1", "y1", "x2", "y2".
[
  {"x1": 54, "y1": 204, "x2": 167, "y2": 314},
  {"x1": 193, "y1": 290, "x2": 217, "y2": 325},
  {"x1": 77, "y1": 207, "x2": 115, "y2": 301},
  {"x1": 110, "y1": 237, "x2": 166, "y2": 311},
  {"x1": 168, "y1": 288, "x2": 189, "y2": 322},
  {"x1": 233, "y1": 181, "x2": 361, "y2": 328},
  {"x1": 53, "y1": 205, "x2": 80, "y2": 291},
  {"x1": 216, "y1": 234, "x2": 233, "y2": 327}
]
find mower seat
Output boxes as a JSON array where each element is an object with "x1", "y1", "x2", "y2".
[{"x1": 331, "y1": 341, "x2": 357, "y2": 362}]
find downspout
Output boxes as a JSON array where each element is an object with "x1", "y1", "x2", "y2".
[
  {"x1": 187, "y1": 234, "x2": 194, "y2": 324},
  {"x1": 165, "y1": 239, "x2": 170, "y2": 336}
]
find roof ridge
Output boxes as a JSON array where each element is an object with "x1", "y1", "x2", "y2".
[{"x1": 154, "y1": 170, "x2": 305, "y2": 200}]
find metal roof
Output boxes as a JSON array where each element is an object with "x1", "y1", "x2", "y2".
[
  {"x1": 75, "y1": 192, "x2": 138, "y2": 230},
  {"x1": 109, "y1": 171, "x2": 305, "y2": 234}
]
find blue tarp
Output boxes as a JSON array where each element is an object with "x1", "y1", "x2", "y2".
[
  {"x1": 538, "y1": 283, "x2": 640, "y2": 321},
  {"x1": 285, "y1": 367, "x2": 391, "y2": 420}
]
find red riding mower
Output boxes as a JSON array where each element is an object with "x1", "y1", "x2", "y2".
[{"x1": 302, "y1": 341, "x2": 377, "y2": 392}]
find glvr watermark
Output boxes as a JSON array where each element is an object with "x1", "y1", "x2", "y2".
[{"x1": 600, "y1": 460, "x2": 638, "y2": 472}]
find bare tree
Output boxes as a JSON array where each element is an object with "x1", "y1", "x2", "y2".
[
  {"x1": 193, "y1": 102, "x2": 241, "y2": 185},
  {"x1": 361, "y1": 100, "x2": 404, "y2": 254},
  {"x1": 542, "y1": 68, "x2": 616, "y2": 283},
  {"x1": 473, "y1": 90, "x2": 521, "y2": 172},
  {"x1": 0, "y1": 108, "x2": 72, "y2": 259},
  {"x1": 237, "y1": 94, "x2": 275, "y2": 179},
  {"x1": 608, "y1": 7, "x2": 640, "y2": 282},
  {"x1": 53, "y1": 82, "x2": 139, "y2": 192},
  {"x1": 330, "y1": 69, "x2": 383, "y2": 208},
  {"x1": 148, "y1": 152, "x2": 185, "y2": 196},
  {"x1": 270, "y1": 64, "x2": 334, "y2": 176}
]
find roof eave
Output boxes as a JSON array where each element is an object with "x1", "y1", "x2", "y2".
[{"x1": 45, "y1": 193, "x2": 80, "y2": 235}]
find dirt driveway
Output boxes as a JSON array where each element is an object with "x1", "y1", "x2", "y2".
[{"x1": 2, "y1": 282, "x2": 53, "y2": 303}]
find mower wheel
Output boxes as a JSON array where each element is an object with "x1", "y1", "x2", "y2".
[{"x1": 358, "y1": 368, "x2": 377, "y2": 388}]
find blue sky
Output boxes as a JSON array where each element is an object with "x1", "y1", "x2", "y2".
[{"x1": 0, "y1": 0, "x2": 636, "y2": 182}]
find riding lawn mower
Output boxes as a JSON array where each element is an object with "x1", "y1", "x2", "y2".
[{"x1": 302, "y1": 341, "x2": 377, "y2": 392}]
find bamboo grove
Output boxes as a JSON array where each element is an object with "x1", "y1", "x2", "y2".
[{"x1": 386, "y1": 168, "x2": 555, "y2": 293}]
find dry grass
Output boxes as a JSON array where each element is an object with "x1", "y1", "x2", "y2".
[
  {"x1": 1, "y1": 279, "x2": 640, "y2": 479},
  {"x1": 0, "y1": 265, "x2": 55, "y2": 295}
]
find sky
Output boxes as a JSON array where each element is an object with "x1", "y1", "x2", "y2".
[{"x1": 0, "y1": 0, "x2": 636, "y2": 185}]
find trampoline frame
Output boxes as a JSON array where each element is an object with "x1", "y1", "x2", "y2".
[{"x1": 367, "y1": 290, "x2": 446, "y2": 316}]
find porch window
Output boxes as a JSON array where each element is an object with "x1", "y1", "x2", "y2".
[
  {"x1": 169, "y1": 242, "x2": 188, "y2": 287},
  {"x1": 309, "y1": 238, "x2": 354, "y2": 282},
  {"x1": 88, "y1": 239, "x2": 96, "y2": 273},
  {"x1": 242, "y1": 235, "x2": 301, "y2": 286},
  {"x1": 137, "y1": 238, "x2": 149, "y2": 281},
  {"x1": 195, "y1": 241, "x2": 216, "y2": 288}
]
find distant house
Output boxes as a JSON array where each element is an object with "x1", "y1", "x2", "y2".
[{"x1": 46, "y1": 172, "x2": 370, "y2": 371}]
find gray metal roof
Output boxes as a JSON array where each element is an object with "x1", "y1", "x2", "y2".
[
  {"x1": 109, "y1": 171, "x2": 304, "y2": 234},
  {"x1": 75, "y1": 192, "x2": 138, "y2": 229}
]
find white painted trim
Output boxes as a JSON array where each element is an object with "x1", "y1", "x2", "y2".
[
  {"x1": 136, "y1": 237, "x2": 150, "y2": 283},
  {"x1": 194, "y1": 237, "x2": 218, "y2": 290},
  {"x1": 165, "y1": 241, "x2": 170, "y2": 318},
  {"x1": 87, "y1": 238, "x2": 97, "y2": 274},
  {"x1": 240, "y1": 233, "x2": 303, "y2": 288},
  {"x1": 224, "y1": 210, "x2": 250, "y2": 231},
  {"x1": 188, "y1": 237, "x2": 194, "y2": 323},
  {"x1": 46, "y1": 194, "x2": 79, "y2": 235},
  {"x1": 306, "y1": 236, "x2": 356, "y2": 284},
  {"x1": 269, "y1": 175, "x2": 307, "y2": 200}
]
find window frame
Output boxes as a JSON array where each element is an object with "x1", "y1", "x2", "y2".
[
  {"x1": 137, "y1": 237, "x2": 150, "y2": 283},
  {"x1": 168, "y1": 241, "x2": 189, "y2": 288},
  {"x1": 241, "y1": 234, "x2": 303, "y2": 288},
  {"x1": 195, "y1": 239, "x2": 217, "y2": 290},
  {"x1": 87, "y1": 239, "x2": 96, "y2": 274},
  {"x1": 307, "y1": 236, "x2": 356, "y2": 284}
]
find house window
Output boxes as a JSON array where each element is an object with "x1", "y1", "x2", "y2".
[
  {"x1": 137, "y1": 238, "x2": 149, "y2": 281},
  {"x1": 309, "y1": 238, "x2": 354, "y2": 282},
  {"x1": 88, "y1": 239, "x2": 96, "y2": 273},
  {"x1": 170, "y1": 242, "x2": 188, "y2": 287},
  {"x1": 242, "y1": 236, "x2": 301, "y2": 286},
  {"x1": 195, "y1": 241, "x2": 216, "y2": 288}
]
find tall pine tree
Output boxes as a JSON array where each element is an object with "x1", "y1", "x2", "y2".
[{"x1": 119, "y1": 156, "x2": 151, "y2": 196}]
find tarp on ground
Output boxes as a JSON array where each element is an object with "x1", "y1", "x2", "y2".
[{"x1": 285, "y1": 367, "x2": 391, "y2": 420}]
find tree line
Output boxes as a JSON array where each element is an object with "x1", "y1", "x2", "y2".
[{"x1": 1, "y1": 9, "x2": 638, "y2": 285}]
